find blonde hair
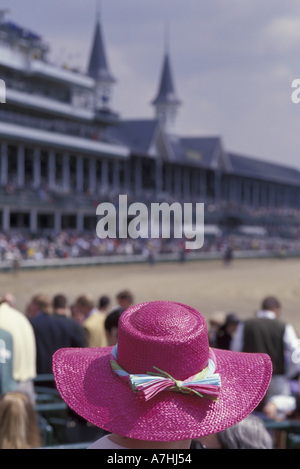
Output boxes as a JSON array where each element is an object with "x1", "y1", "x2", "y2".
[
  {"x1": 31, "y1": 293, "x2": 53, "y2": 315},
  {"x1": 0, "y1": 392, "x2": 42, "y2": 449}
]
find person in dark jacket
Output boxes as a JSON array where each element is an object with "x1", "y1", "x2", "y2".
[
  {"x1": 28, "y1": 293, "x2": 85, "y2": 376},
  {"x1": 231, "y1": 296, "x2": 300, "y2": 403},
  {"x1": 215, "y1": 313, "x2": 239, "y2": 350},
  {"x1": 52, "y1": 294, "x2": 86, "y2": 347}
]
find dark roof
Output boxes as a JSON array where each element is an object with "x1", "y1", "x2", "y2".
[
  {"x1": 166, "y1": 136, "x2": 187, "y2": 163},
  {"x1": 87, "y1": 20, "x2": 115, "y2": 83},
  {"x1": 108, "y1": 118, "x2": 300, "y2": 186},
  {"x1": 180, "y1": 137, "x2": 223, "y2": 168},
  {"x1": 108, "y1": 124, "x2": 224, "y2": 167},
  {"x1": 151, "y1": 53, "x2": 181, "y2": 106},
  {"x1": 107, "y1": 119, "x2": 159, "y2": 155},
  {"x1": 227, "y1": 152, "x2": 300, "y2": 185}
]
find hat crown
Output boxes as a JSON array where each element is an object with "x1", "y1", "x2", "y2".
[{"x1": 117, "y1": 301, "x2": 209, "y2": 380}]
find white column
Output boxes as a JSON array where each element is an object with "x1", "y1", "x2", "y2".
[
  {"x1": 89, "y1": 157, "x2": 96, "y2": 194},
  {"x1": 33, "y1": 147, "x2": 41, "y2": 189},
  {"x1": 101, "y1": 159, "x2": 108, "y2": 194},
  {"x1": 17, "y1": 145, "x2": 25, "y2": 188},
  {"x1": 48, "y1": 150, "x2": 56, "y2": 190},
  {"x1": 63, "y1": 153, "x2": 70, "y2": 192},
  {"x1": 113, "y1": 160, "x2": 120, "y2": 192},
  {"x1": 76, "y1": 155, "x2": 83, "y2": 192},
  {"x1": 124, "y1": 160, "x2": 131, "y2": 193},
  {"x1": 0, "y1": 141, "x2": 8, "y2": 187}
]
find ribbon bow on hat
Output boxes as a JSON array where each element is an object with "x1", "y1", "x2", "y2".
[{"x1": 110, "y1": 345, "x2": 221, "y2": 401}]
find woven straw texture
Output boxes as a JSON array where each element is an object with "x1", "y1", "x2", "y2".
[{"x1": 53, "y1": 301, "x2": 272, "y2": 441}]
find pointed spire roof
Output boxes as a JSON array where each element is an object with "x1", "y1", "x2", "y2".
[
  {"x1": 152, "y1": 52, "x2": 180, "y2": 106},
  {"x1": 87, "y1": 18, "x2": 115, "y2": 83}
]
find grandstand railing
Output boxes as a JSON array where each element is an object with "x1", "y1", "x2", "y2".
[{"x1": 1, "y1": 249, "x2": 300, "y2": 272}]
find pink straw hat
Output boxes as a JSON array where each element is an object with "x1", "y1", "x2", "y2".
[{"x1": 53, "y1": 301, "x2": 272, "y2": 441}]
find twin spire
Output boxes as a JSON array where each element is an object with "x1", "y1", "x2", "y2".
[
  {"x1": 87, "y1": 11, "x2": 181, "y2": 131},
  {"x1": 87, "y1": 12, "x2": 115, "y2": 110},
  {"x1": 151, "y1": 50, "x2": 181, "y2": 133},
  {"x1": 87, "y1": 16, "x2": 115, "y2": 84}
]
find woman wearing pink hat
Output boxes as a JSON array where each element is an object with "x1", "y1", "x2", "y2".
[{"x1": 53, "y1": 301, "x2": 272, "y2": 449}]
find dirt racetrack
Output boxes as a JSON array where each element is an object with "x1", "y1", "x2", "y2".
[{"x1": 1, "y1": 257, "x2": 300, "y2": 333}]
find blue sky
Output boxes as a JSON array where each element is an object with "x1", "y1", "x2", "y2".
[{"x1": 3, "y1": 0, "x2": 300, "y2": 169}]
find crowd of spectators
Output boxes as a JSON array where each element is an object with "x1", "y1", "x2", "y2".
[
  {"x1": 0, "y1": 223, "x2": 300, "y2": 266},
  {"x1": 0, "y1": 230, "x2": 191, "y2": 261}
]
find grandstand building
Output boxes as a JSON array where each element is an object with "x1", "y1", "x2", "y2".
[{"x1": 1, "y1": 12, "x2": 300, "y2": 235}]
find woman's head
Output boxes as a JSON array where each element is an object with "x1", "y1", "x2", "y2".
[{"x1": 0, "y1": 392, "x2": 42, "y2": 449}]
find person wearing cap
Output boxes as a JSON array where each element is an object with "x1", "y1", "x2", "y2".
[{"x1": 53, "y1": 301, "x2": 272, "y2": 449}]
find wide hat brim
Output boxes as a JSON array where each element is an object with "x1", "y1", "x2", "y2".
[{"x1": 53, "y1": 345, "x2": 272, "y2": 441}]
